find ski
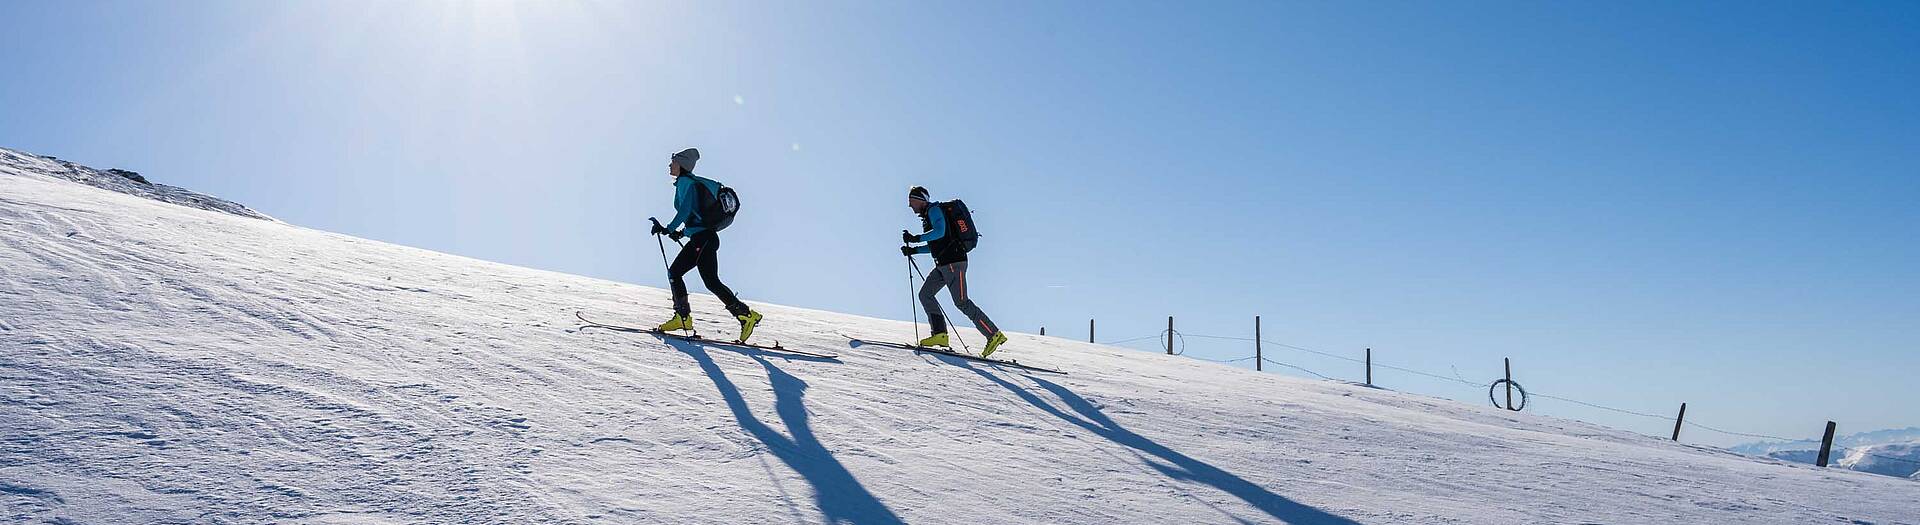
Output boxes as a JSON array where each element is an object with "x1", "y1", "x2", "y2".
[
  {"x1": 576, "y1": 311, "x2": 838, "y2": 359},
  {"x1": 843, "y1": 336, "x2": 1066, "y2": 375}
]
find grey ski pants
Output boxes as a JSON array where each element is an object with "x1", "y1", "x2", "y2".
[{"x1": 920, "y1": 261, "x2": 1000, "y2": 338}]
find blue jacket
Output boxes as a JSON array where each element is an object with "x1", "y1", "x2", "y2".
[
  {"x1": 908, "y1": 204, "x2": 946, "y2": 254},
  {"x1": 663, "y1": 174, "x2": 723, "y2": 237},
  {"x1": 909, "y1": 202, "x2": 969, "y2": 264}
]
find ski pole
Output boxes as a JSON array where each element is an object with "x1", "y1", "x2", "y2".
[
  {"x1": 906, "y1": 254, "x2": 920, "y2": 344},
  {"x1": 649, "y1": 218, "x2": 672, "y2": 273},
  {"x1": 650, "y1": 217, "x2": 694, "y2": 336}
]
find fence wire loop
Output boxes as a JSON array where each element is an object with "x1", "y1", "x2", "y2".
[
  {"x1": 1488, "y1": 379, "x2": 1528, "y2": 411},
  {"x1": 1163, "y1": 328, "x2": 1187, "y2": 355}
]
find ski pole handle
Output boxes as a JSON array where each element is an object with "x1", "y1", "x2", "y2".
[{"x1": 648, "y1": 217, "x2": 682, "y2": 244}]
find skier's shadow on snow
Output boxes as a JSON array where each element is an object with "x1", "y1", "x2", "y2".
[
  {"x1": 661, "y1": 336, "x2": 905, "y2": 525},
  {"x1": 961, "y1": 362, "x2": 1360, "y2": 525}
]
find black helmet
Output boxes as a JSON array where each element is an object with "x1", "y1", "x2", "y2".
[{"x1": 907, "y1": 186, "x2": 930, "y2": 202}]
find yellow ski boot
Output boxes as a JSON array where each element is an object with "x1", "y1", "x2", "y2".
[
  {"x1": 735, "y1": 311, "x2": 763, "y2": 343},
  {"x1": 657, "y1": 313, "x2": 693, "y2": 333},
  {"x1": 917, "y1": 333, "x2": 950, "y2": 349},
  {"x1": 980, "y1": 332, "x2": 1009, "y2": 358}
]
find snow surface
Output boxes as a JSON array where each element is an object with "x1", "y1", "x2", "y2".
[{"x1": 3, "y1": 156, "x2": 1917, "y2": 524}]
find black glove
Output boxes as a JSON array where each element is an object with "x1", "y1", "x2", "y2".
[
  {"x1": 668, "y1": 230, "x2": 685, "y2": 241},
  {"x1": 900, "y1": 245, "x2": 916, "y2": 257},
  {"x1": 651, "y1": 223, "x2": 667, "y2": 236},
  {"x1": 902, "y1": 230, "x2": 917, "y2": 243}
]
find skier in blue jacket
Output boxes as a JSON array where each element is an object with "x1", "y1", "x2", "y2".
[
  {"x1": 651, "y1": 148, "x2": 762, "y2": 342},
  {"x1": 902, "y1": 185, "x2": 1008, "y2": 357}
]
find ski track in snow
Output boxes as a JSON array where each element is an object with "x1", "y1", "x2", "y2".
[{"x1": 2, "y1": 160, "x2": 1918, "y2": 524}]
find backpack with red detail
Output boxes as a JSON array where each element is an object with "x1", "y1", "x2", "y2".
[{"x1": 939, "y1": 199, "x2": 978, "y2": 252}]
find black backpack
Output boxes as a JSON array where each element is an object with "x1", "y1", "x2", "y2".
[
  {"x1": 940, "y1": 199, "x2": 979, "y2": 252},
  {"x1": 693, "y1": 176, "x2": 740, "y2": 232}
]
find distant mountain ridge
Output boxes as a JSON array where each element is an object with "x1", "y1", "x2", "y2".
[
  {"x1": 1731, "y1": 427, "x2": 1920, "y2": 456},
  {"x1": 0, "y1": 146, "x2": 272, "y2": 221},
  {"x1": 1836, "y1": 443, "x2": 1920, "y2": 479},
  {"x1": 1735, "y1": 427, "x2": 1920, "y2": 480}
]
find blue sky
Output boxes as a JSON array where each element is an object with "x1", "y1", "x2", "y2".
[{"x1": 3, "y1": 0, "x2": 1916, "y2": 446}]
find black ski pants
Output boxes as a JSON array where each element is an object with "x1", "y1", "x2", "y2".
[{"x1": 669, "y1": 231, "x2": 750, "y2": 318}]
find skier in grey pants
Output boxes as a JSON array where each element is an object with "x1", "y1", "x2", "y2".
[{"x1": 902, "y1": 185, "x2": 1009, "y2": 357}]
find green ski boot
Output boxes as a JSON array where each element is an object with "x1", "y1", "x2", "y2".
[
  {"x1": 917, "y1": 333, "x2": 950, "y2": 348},
  {"x1": 980, "y1": 332, "x2": 1009, "y2": 358},
  {"x1": 735, "y1": 311, "x2": 764, "y2": 343},
  {"x1": 658, "y1": 313, "x2": 693, "y2": 333}
]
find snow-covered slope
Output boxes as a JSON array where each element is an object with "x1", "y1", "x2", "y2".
[{"x1": 2, "y1": 155, "x2": 1916, "y2": 524}]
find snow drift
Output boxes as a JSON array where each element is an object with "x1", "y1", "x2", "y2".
[{"x1": 2, "y1": 149, "x2": 1916, "y2": 524}]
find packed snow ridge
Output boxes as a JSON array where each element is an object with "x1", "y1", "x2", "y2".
[
  {"x1": 2, "y1": 147, "x2": 1916, "y2": 524},
  {"x1": 0, "y1": 147, "x2": 272, "y2": 221}
]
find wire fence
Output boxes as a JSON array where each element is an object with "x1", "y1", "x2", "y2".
[{"x1": 1080, "y1": 323, "x2": 1920, "y2": 469}]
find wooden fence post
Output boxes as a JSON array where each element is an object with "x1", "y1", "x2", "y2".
[
  {"x1": 1817, "y1": 421, "x2": 1838, "y2": 467},
  {"x1": 1671, "y1": 403, "x2": 1687, "y2": 441},
  {"x1": 1254, "y1": 316, "x2": 1262, "y2": 371},
  {"x1": 1504, "y1": 358, "x2": 1514, "y2": 411},
  {"x1": 1365, "y1": 348, "x2": 1372, "y2": 386},
  {"x1": 1166, "y1": 316, "x2": 1174, "y2": 355}
]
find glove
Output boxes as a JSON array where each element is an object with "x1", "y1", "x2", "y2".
[
  {"x1": 902, "y1": 230, "x2": 917, "y2": 243},
  {"x1": 668, "y1": 230, "x2": 685, "y2": 241},
  {"x1": 650, "y1": 223, "x2": 667, "y2": 236},
  {"x1": 900, "y1": 245, "x2": 916, "y2": 257}
]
